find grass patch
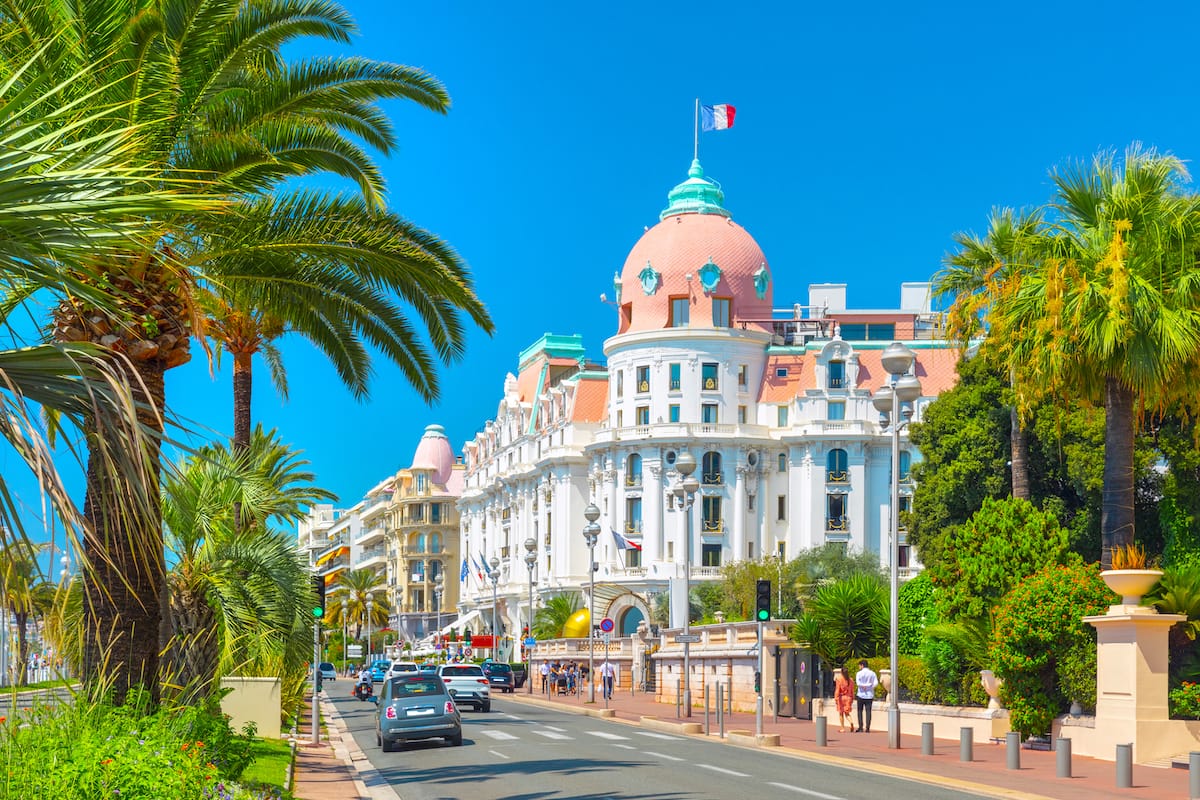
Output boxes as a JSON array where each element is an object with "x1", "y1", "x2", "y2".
[{"x1": 240, "y1": 738, "x2": 293, "y2": 790}]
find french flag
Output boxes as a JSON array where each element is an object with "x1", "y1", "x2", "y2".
[
  {"x1": 612, "y1": 529, "x2": 642, "y2": 551},
  {"x1": 701, "y1": 104, "x2": 736, "y2": 132}
]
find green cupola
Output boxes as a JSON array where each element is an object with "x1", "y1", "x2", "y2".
[{"x1": 660, "y1": 159, "x2": 731, "y2": 221}]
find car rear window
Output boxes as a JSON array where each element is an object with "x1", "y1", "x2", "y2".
[
  {"x1": 391, "y1": 662, "x2": 418, "y2": 672},
  {"x1": 486, "y1": 664, "x2": 512, "y2": 674},
  {"x1": 442, "y1": 666, "x2": 483, "y2": 677},
  {"x1": 318, "y1": 662, "x2": 334, "y2": 671},
  {"x1": 391, "y1": 677, "x2": 447, "y2": 697},
  {"x1": 372, "y1": 660, "x2": 390, "y2": 669}
]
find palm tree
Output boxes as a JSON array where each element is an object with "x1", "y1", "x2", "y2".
[
  {"x1": 161, "y1": 427, "x2": 334, "y2": 701},
  {"x1": 0, "y1": 0, "x2": 490, "y2": 700},
  {"x1": 792, "y1": 575, "x2": 889, "y2": 669},
  {"x1": 984, "y1": 147, "x2": 1200, "y2": 566},
  {"x1": 0, "y1": 541, "x2": 49, "y2": 686},
  {"x1": 936, "y1": 208, "x2": 1044, "y2": 500},
  {"x1": 532, "y1": 593, "x2": 582, "y2": 640},
  {"x1": 332, "y1": 568, "x2": 390, "y2": 640}
]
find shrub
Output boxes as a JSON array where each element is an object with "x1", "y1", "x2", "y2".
[
  {"x1": 991, "y1": 563, "x2": 1113, "y2": 735},
  {"x1": 1169, "y1": 682, "x2": 1200, "y2": 719},
  {"x1": 898, "y1": 571, "x2": 937, "y2": 655},
  {"x1": 920, "y1": 637, "x2": 965, "y2": 705},
  {"x1": 792, "y1": 575, "x2": 888, "y2": 667}
]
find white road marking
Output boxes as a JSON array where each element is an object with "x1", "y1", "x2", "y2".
[
  {"x1": 532, "y1": 729, "x2": 573, "y2": 740},
  {"x1": 489, "y1": 749, "x2": 511, "y2": 760},
  {"x1": 479, "y1": 730, "x2": 519, "y2": 741},
  {"x1": 697, "y1": 764, "x2": 749, "y2": 778},
  {"x1": 766, "y1": 782, "x2": 844, "y2": 800},
  {"x1": 500, "y1": 713, "x2": 524, "y2": 721},
  {"x1": 636, "y1": 731, "x2": 681, "y2": 740},
  {"x1": 644, "y1": 750, "x2": 685, "y2": 762},
  {"x1": 585, "y1": 730, "x2": 629, "y2": 740},
  {"x1": 613, "y1": 744, "x2": 636, "y2": 750},
  {"x1": 543, "y1": 725, "x2": 567, "y2": 732}
]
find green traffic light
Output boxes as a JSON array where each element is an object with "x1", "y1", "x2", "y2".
[
  {"x1": 757, "y1": 609, "x2": 769, "y2": 621},
  {"x1": 312, "y1": 607, "x2": 323, "y2": 618}
]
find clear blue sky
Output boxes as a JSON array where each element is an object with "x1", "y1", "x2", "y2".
[{"x1": 14, "y1": 1, "x2": 1200, "y2": 560}]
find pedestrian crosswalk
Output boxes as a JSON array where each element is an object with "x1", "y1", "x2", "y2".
[{"x1": 473, "y1": 727, "x2": 681, "y2": 744}]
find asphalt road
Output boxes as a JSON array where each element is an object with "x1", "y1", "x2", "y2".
[{"x1": 330, "y1": 694, "x2": 992, "y2": 800}]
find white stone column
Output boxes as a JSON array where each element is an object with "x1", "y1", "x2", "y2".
[
  {"x1": 732, "y1": 465, "x2": 746, "y2": 562},
  {"x1": 644, "y1": 464, "x2": 663, "y2": 565}
]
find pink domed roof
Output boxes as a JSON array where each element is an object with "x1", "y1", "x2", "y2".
[
  {"x1": 410, "y1": 424, "x2": 454, "y2": 485},
  {"x1": 617, "y1": 162, "x2": 773, "y2": 334}
]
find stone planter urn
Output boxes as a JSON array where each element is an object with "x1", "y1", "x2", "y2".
[
  {"x1": 980, "y1": 669, "x2": 1004, "y2": 710},
  {"x1": 879, "y1": 668, "x2": 892, "y2": 694},
  {"x1": 1099, "y1": 569, "x2": 1164, "y2": 609}
]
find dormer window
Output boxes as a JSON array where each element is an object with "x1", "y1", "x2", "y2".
[
  {"x1": 828, "y1": 360, "x2": 846, "y2": 389},
  {"x1": 712, "y1": 297, "x2": 731, "y2": 327},
  {"x1": 670, "y1": 296, "x2": 690, "y2": 327}
]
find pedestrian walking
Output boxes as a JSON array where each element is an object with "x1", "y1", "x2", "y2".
[
  {"x1": 834, "y1": 666, "x2": 855, "y2": 732},
  {"x1": 599, "y1": 659, "x2": 616, "y2": 700},
  {"x1": 854, "y1": 659, "x2": 878, "y2": 733},
  {"x1": 540, "y1": 661, "x2": 550, "y2": 693}
]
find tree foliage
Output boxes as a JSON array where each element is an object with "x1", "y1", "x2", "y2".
[
  {"x1": 792, "y1": 574, "x2": 888, "y2": 669},
  {"x1": 532, "y1": 593, "x2": 581, "y2": 640},
  {"x1": 897, "y1": 571, "x2": 937, "y2": 655}
]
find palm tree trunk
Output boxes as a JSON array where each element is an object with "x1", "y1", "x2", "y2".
[
  {"x1": 233, "y1": 351, "x2": 253, "y2": 453},
  {"x1": 15, "y1": 611, "x2": 28, "y2": 687},
  {"x1": 1101, "y1": 377, "x2": 1137, "y2": 569},
  {"x1": 1010, "y1": 406, "x2": 1031, "y2": 500},
  {"x1": 81, "y1": 359, "x2": 166, "y2": 705},
  {"x1": 166, "y1": 581, "x2": 220, "y2": 703}
]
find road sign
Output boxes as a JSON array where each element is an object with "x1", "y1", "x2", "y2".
[
  {"x1": 347, "y1": 644, "x2": 362, "y2": 657},
  {"x1": 602, "y1": 632, "x2": 611, "y2": 644},
  {"x1": 524, "y1": 636, "x2": 537, "y2": 647},
  {"x1": 599, "y1": 617, "x2": 615, "y2": 633},
  {"x1": 675, "y1": 634, "x2": 701, "y2": 643}
]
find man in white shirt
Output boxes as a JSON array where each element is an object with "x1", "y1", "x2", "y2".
[
  {"x1": 855, "y1": 659, "x2": 878, "y2": 733},
  {"x1": 599, "y1": 659, "x2": 617, "y2": 699},
  {"x1": 539, "y1": 661, "x2": 551, "y2": 693}
]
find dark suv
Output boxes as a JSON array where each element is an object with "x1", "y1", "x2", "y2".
[{"x1": 482, "y1": 662, "x2": 514, "y2": 693}]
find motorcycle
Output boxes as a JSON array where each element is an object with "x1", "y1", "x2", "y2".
[{"x1": 354, "y1": 680, "x2": 373, "y2": 701}]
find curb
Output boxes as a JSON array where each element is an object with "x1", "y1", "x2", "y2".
[{"x1": 318, "y1": 695, "x2": 401, "y2": 800}]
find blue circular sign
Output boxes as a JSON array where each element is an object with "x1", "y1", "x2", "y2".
[{"x1": 599, "y1": 617, "x2": 615, "y2": 633}]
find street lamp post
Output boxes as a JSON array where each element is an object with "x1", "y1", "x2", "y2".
[
  {"x1": 341, "y1": 599, "x2": 349, "y2": 670},
  {"x1": 671, "y1": 452, "x2": 700, "y2": 717},
  {"x1": 488, "y1": 556, "x2": 501, "y2": 660},
  {"x1": 582, "y1": 504, "x2": 601, "y2": 703},
  {"x1": 366, "y1": 593, "x2": 375, "y2": 664},
  {"x1": 872, "y1": 342, "x2": 922, "y2": 750},
  {"x1": 435, "y1": 573, "x2": 444, "y2": 659},
  {"x1": 524, "y1": 537, "x2": 537, "y2": 695}
]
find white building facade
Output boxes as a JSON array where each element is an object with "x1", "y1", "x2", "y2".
[{"x1": 455, "y1": 160, "x2": 960, "y2": 644}]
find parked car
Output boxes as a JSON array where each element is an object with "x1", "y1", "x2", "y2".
[
  {"x1": 418, "y1": 662, "x2": 440, "y2": 673},
  {"x1": 375, "y1": 673, "x2": 462, "y2": 752},
  {"x1": 387, "y1": 661, "x2": 420, "y2": 680},
  {"x1": 370, "y1": 660, "x2": 390, "y2": 683},
  {"x1": 482, "y1": 661, "x2": 514, "y2": 693},
  {"x1": 318, "y1": 662, "x2": 337, "y2": 682},
  {"x1": 511, "y1": 664, "x2": 528, "y2": 689},
  {"x1": 437, "y1": 664, "x2": 491, "y2": 712}
]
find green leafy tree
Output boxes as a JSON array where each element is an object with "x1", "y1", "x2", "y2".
[
  {"x1": 792, "y1": 575, "x2": 888, "y2": 669},
  {"x1": 897, "y1": 571, "x2": 937, "y2": 655},
  {"x1": 992, "y1": 563, "x2": 1114, "y2": 735},
  {"x1": 927, "y1": 497, "x2": 1077, "y2": 620},
  {"x1": 1146, "y1": 565, "x2": 1200, "y2": 684},
  {"x1": 532, "y1": 593, "x2": 581, "y2": 640}
]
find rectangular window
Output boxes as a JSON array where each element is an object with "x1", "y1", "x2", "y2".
[
  {"x1": 701, "y1": 362, "x2": 719, "y2": 391},
  {"x1": 747, "y1": 494, "x2": 755, "y2": 511},
  {"x1": 778, "y1": 452, "x2": 787, "y2": 472},
  {"x1": 636, "y1": 405, "x2": 650, "y2": 425},
  {"x1": 669, "y1": 362, "x2": 681, "y2": 391},
  {"x1": 702, "y1": 544, "x2": 722, "y2": 567},
  {"x1": 827, "y1": 494, "x2": 847, "y2": 530},
  {"x1": 636, "y1": 365, "x2": 650, "y2": 393},
  {"x1": 777, "y1": 405, "x2": 789, "y2": 427},
  {"x1": 898, "y1": 544, "x2": 911, "y2": 568},
  {"x1": 670, "y1": 296, "x2": 690, "y2": 327},
  {"x1": 701, "y1": 403, "x2": 718, "y2": 423},
  {"x1": 775, "y1": 367, "x2": 789, "y2": 378},
  {"x1": 777, "y1": 541, "x2": 786, "y2": 560},
  {"x1": 747, "y1": 542, "x2": 755, "y2": 559},
  {"x1": 828, "y1": 360, "x2": 846, "y2": 389},
  {"x1": 827, "y1": 401, "x2": 845, "y2": 420},
  {"x1": 616, "y1": 370, "x2": 624, "y2": 398},
  {"x1": 737, "y1": 405, "x2": 746, "y2": 424},
  {"x1": 777, "y1": 495, "x2": 786, "y2": 521},
  {"x1": 702, "y1": 496, "x2": 722, "y2": 531},
  {"x1": 738, "y1": 364, "x2": 748, "y2": 388},
  {"x1": 667, "y1": 542, "x2": 675, "y2": 560},
  {"x1": 669, "y1": 404, "x2": 681, "y2": 422},
  {"x1": 712, "y1": 297, "x2": 731, "y2": 327},
  {"x1": 625, "y1": 497, "x2": 643, "y2": 532},
  {"x1": 430, "y1": 503, "x2": 442, "y2": 524},
  {"x1": 616, "y1": 410, "x2": 623, "y2": 428},
  {"x1": 625, "y1": 548, "x2": 642, "y2": 568}
]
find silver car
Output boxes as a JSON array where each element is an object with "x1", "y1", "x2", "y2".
[{"x1": 375, "y1": 674, "x2": 463, "y2": 752}]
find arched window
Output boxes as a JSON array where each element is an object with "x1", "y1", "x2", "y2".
[
  {"x1": 416, "y1": 532, "x2": 427, "y2": 552},
  {"x1": 702, "y1": 451, "x2": 723, "y2": 485},
  {"x1": 826, "y1": 449, "x2": 848, "y2": 483},
  {"x1": 778, "y1": 452, "x2": 788, "y2": 473},
  {"x1": 899, "y1": 451, "x2": 912, "y2": 482},
  {"x1": 430, "y1": 532, "x2": 442, "y2": 553},
  {"x1": 626, "y1": 453, "x2": 642, "y2": 486},
  {"x1": 619, "y1": 606, "x2": 646, "y2": 637}
]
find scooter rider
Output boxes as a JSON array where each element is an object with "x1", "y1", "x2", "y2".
[{"x1": 355, "y1": 666, "x2": 373, "y2": 699}]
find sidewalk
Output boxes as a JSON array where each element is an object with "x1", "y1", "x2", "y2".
[
  {"x1": 291, "y1": 692, "x2": 375, "y2": 800},
  {"x1": 508, "y1": 682, "x2": 1195, "y2": 800}
]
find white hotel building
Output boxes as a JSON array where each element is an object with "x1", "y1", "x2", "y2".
[{"x1": 454, "y1": 160, "x2": 960, "y2": 643}]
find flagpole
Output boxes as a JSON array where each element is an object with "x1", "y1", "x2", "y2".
[{"x1": 694, "y1": 98, "x2": 699, "y2": 160}]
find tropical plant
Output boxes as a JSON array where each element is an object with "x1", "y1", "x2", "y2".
[
  {"x1": 0, "y1": 541, "x2": 50, "y2": 686},
  {"x1": 790, "y1": 544, "x2": 884, "y2": 606},
  {"x1": 791, "y1": 574, "x2": 888, "y2": 668},
  {"x1": 1146, "y1": 565, "x2": 1200, "y2": 685},
  {"x1": 331, "y1": 569, "x2": 390, "y2": 640},
  {"x1": 161, "y1": 427, "x2": 334, "y2": 701},
  {"x1": 532, "y1": 593, "x2": 581, "y2": 640},
  {"x1": 1110, "y1": 542, "x2": 1149, "y2": 570}
]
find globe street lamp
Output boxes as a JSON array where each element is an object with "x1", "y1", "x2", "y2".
[
  {"x1": 872, "y1": 342, "x2": 922, "y2": 750},
  {"x1": 435, "y1": 573, "x2": 445, "y2": 659},
  {"x1": 671, "y1": 452, "x2": 700, "y2": 717},
  {"x1": 524, "y1": 537, "x2": 537, "y2": 695},
  {"x1": 582, "y1": 503, "x2": 601, "y2": 703},
  {"x1": 488, "y1": 556, "x2": 501, "y2": 659},
  {"x1": 59, "y1": 555, "x2": 69, "y2": 583},
  {"x1": 366, "y1": 592, "x2": 375, "y2": 665},
  {"x1": 341, "y1": 598, "x2": 349, "y2": 670}
]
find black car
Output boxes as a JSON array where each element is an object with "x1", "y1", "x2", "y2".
[{"x1": 482, "y1": 662, "x2": 514, "y2": 693}]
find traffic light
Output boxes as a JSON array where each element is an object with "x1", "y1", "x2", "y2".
[
  {"x1": 755, "y1": 579, "x2": 771, "y2": 622},
  {"x1": 311, "y1": 575, "x2": 326, "y2": 619},
  {"x1": 464, "y1": 630, "x2": 473, "y2": 646}
]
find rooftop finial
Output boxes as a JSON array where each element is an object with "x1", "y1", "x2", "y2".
[{"x1": 660, "y1": 159, "x2": 730, "y2": 221}]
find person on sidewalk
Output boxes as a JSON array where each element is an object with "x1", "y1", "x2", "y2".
[
  {"x1": 540, "y1": 661, "x2": 550, "y2": 693},
  {"x1": 599, "y1": 659, "x2": 616, "y2": 700},
  {"x1": 834, "y1": 666, "x2": 855, "y2": 732},
  {"x1": 855, "y1": 659, "x2": 877, "y2": 733}
]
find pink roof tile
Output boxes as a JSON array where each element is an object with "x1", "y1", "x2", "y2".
[{"x1": 571, "y1": 377, "x2": 609, "y2": 423}]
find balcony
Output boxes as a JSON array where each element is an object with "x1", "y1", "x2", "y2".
[
  {"x1": 593, "y1": 422, "x2": 770, "y2": 443},
  {"x1": 701, "y1": 519, "x2": 723, "y2": 533},
  {"x1": 826, "y1": 470, "x2": 849, "y2": 484},
  {"x1": 624, "y1": 520, "x2": 643, "y2": 534},
  {"x1": 625, "y1": 474, "x2": 643, "y2": 488},
  {"x1": 356, "y1": 524, "x2": 387, "y2": 546},
  {"x1": 314, "y1": 534, "x2": 348, "y2": 559},
  {"x1": 826, "y1": 515, "x2": 849, "y2": 532},
  {"x1": 701, "y1": 472, "x2": 723, "y2": 486},
  {"x1": 354, "y1": 546, "x2": 387, "y2": 570}
]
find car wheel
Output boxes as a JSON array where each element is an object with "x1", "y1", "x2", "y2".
[
  {"x1": 381, "y1": 737, "x2": 397, "y2": 753},
  {"x1": 376, "y1": 730, "x2": 381, "y2": 746},
  {"x1": 447, "y1": 733, "x2": 463, "y2": 746},
  {"x1": 481, "y1": 702, "x2": 491, "y2": 713}
]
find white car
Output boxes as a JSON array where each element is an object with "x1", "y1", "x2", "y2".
[
  {"x1": 437, "y1": 663, "x2": 490, "y2": 712},
  {"x1": 386, "y1": 660, "x2": 420, "y2": 680}
]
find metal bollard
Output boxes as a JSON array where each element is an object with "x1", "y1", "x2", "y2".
[
  {"x1": 1189, "y1": 751, "x2": 1200, "y2": 799},
  {"x1": 704, "y1": 683, "x2": 711, "y2": 735},
  {"x1": 815, "y1": 715, "x2": 827, "y2": 747},
  {"x1": 960, "y1": 727, "x2": 973, "y2": 762},
  {"x1": 921, "y1": 722, "x2": 934, "y2": 756},
  {"x1": 716, "y1": 683, "x2": 723, "y2": 736},
  {"x1": 676, "y1": 684, "x2": 681, "y2": 719},
  {"x1": 1056, "y1": 738, "x2": 1072, "y2": 779},
  {"x1": 727, "y1": 679, "x2": 733, "y2": 716},
  {"x1": 1006, "y1": 732, "x2": 1021, "y2": 770},
  {"x1": 1116, "y1": 743, "x2": 1133, "y2": 789}
]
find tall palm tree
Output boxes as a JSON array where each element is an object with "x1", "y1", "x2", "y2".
[
  {"x1": 936, "y1": 208, "x2": 1044, "y2": 500},
  {"x1": 0, "y1": 0, "x2": 490, "y2": 700},
  {"x1": 161, "y1": 427, "x2": 334, "y2": 701},
  {"x1": 0, "y1": 541, "x2": 49, "y2": 686},
  {"x1": 331, "y1": 568, "x2": 389, "y2": 640},
  {"x1": 983, "y1": 147, "x2": 1200, "y2": 566}
]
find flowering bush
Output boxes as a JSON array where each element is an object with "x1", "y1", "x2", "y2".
[
  {"x1": 991, "y1": 563, "x2": 1114, "y2": 735},
  {"x1": 1170, "y1": 682, "x2": 1200, "y2": 719}
]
